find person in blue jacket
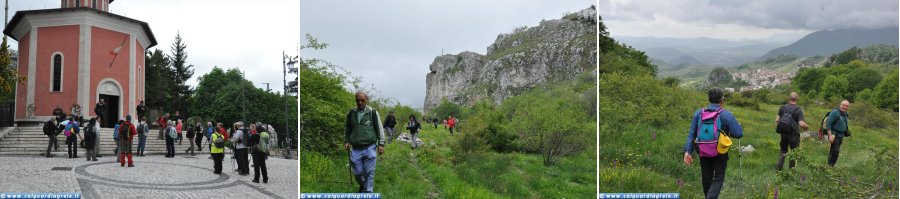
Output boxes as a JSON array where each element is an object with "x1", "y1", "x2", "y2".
[{"x1": 683, "y1": 88, "x2": 744, "y2": 199}]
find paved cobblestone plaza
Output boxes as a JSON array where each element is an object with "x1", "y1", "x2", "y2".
[{"x1": 0, "y1": 153, "x2": 298, "y2": 199}]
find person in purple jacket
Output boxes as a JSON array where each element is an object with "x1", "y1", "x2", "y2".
[{"x1": 683, "y1": 87, "x2": 744, "y2": 199}]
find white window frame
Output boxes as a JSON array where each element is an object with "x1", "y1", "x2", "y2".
[{"x1": 50, "y1": 52, "x2": 64, "y2": 92}]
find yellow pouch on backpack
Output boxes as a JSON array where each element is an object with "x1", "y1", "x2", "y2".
[{"x1": 718, "y1": 131, "x2": 732, "y2": 154}]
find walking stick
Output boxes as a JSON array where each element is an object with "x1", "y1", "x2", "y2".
[{"x1": 347, "y1": 148, "x2": 353, "y2": 186}]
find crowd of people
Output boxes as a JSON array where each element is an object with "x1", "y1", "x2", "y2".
[{"x1": 42, "y1": 100, "x2": 275, "y2": 184}]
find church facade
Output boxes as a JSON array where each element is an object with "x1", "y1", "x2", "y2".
[{"x1": 3, "y1": 0, "x2": 156, "y2": 126}]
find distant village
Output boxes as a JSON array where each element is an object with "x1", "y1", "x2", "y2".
[{"x1": 730, "y1": 68, "x2": 795, "y2": 92}]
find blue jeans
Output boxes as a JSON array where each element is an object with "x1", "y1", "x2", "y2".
[
  {"x1": 138, "y1": 134, "x2": 147, "y2": 153},
  {"x1": 384, "y1": 127, "x2": 394, "y2": 144},
  {"x1": 350, "y1": 144, "x2": 378, "y2": 193}
]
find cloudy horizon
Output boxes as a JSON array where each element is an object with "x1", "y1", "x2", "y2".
[{"x1": 600, "y1": 0, "x2": 899, "y2": 42}]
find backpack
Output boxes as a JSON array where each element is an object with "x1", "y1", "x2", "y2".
[
  {"x1": 818, "y1": 108, "x2": 850, "y2": 139},
  {"x1": 64, "y1": 123, "x2": 74, "y2": 137},
  {"x1": 695, "y1": 107, "x2": 725, "y2": 158},
  {"x1": 187, "y1": 127, "x2": 195, "y2": 138},
  {"x1": 168, "y1": 126, "x2": 177, "y2": 139},
  {"x1": 214, "y1": 134, "x2": 225, "y2": 148},
  {"x1": 84, "y1": 125, "x2": 96, "y2": 139},
  {"x1": 258, "y1": 132, "x2": 270, "y2": 153},
  {"x1": 119, "y1": 124, "x2": 131, "y2": 140},
  {"x1": 43, "y1": 121, "x2": 53, "y2": 135},
  {"x1": 776, "y1": 106, "x2": 800, "y2": 134},
  {"x1": 240, "y1": 129, "x2": 251, "y2": 147}
]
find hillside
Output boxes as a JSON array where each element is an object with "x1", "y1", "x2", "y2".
[
  {"x1": 423, "y1": 6, "x2": 597, "y2": 113},
  {"x1": 760, "y1": 28, "x2": 899, "y2": 60},
  {"x1": 615, "y1": 36, "x2": 786, "y2": 67}
]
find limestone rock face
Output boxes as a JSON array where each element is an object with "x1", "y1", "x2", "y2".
[{"x1": 424, "y1": 6, "x2": 598, "y2": 113}]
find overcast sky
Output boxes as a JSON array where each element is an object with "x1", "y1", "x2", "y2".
[
  {"x1": 300, "y1": 0, "x2": 595, "y2": 108},
  {"x1": 600, "y1": 0, "x2": 899, "y2": 42},
  {"x1": 7, "y1": 0, "x2": 300, "y2": 93}
]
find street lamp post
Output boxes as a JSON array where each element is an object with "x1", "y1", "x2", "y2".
[{"x1": 283, "y1": 51, "x2": 297, "y2": 159}]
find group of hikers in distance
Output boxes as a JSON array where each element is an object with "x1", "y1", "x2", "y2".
[
  {"x1": 43, "y1": 99, "x2": 275, "y2": 184},
  {"x1": 343, "y1": 91, "x2": 459, "y2": 193},
  {"x1": 683, "y1": 88, "x2": 852, "y2": 198}
]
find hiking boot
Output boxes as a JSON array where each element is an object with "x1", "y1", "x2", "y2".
[
  {"x1": 252, "y1": 179, "x2": 259, "y2": 183},
  {"x1": 92, "y1": 159, "x2": 98, "y2": 161},
  {"x1": 263, "y1": 178, "x2": 268, "y2": 183},
  {"x1": 128, "y1": 164, "x2": 134, "y2": 167}
]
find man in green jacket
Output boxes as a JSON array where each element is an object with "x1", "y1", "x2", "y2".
[
  {"x1": 344, "y1": 91, "x2": 386, "y2": 193},
  {"x1": 826, "y1": 100, "x2": 850, "y2": 167}
]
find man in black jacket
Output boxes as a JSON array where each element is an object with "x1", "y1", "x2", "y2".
[
  {"x1": 95, "y1": 99, "x2": 107, "y2": 128},
  {"x1": 136, "y1": 101, "x2": 147, "y2": 123},
  {"x1": 383, "y1": 111, "x2": 397, "y2": 144},
  {"x1": 44, "y1": 117, "x2": 58, "y2": 157}
]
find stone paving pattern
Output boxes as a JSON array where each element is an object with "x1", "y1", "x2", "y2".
[{"x1": 0, "y1": 152, "x2": 298, "y2": 199}]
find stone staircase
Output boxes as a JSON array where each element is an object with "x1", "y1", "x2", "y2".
[{"x1": 0, "y1": 126, "x2": 210, "y2": 156}]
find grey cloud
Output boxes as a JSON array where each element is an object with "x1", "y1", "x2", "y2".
[{"x1": 602, "y1": 0, "x2": 898, "y2": 30}]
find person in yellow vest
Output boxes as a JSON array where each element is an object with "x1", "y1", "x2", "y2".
[{"x1": 210, "y1": 128, "x2": 226, "y2": 175}]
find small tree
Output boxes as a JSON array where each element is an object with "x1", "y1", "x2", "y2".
[
  {"x1": 510, "y1": 92, "x2": 590, "y2": 166},
  {"x1": 820, "y1": 75, "x2": 849, "y2": 101}
]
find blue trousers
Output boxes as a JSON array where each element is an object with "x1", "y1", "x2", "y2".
[{"x1": 350, "y1": 144, "x2": 378, "y2": 193}]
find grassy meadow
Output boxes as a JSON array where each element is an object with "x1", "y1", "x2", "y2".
[
  {"x1": 600, "y1": 101, "x2": 898, "y2": 198},
  {"x1": 301, "y1": 126, "x2": 596, "y2": 199}
]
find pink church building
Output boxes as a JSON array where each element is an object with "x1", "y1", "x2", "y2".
[{"x1": 3, "y1": 0, "x2": 156, "y2": 126}]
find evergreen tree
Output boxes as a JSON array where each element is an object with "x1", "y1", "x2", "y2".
[
  {"x1": 168, "y1": 33, "x2": 195, "y2": 114},
  {"x1": 145, "y1": 49, "x2": 172, "y2": 110}
]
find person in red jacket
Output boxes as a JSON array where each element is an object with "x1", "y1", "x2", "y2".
[
  {"x1": 157, "y1": 113, "x2": 169, "y2": 140},
  {"x1": 447, "y1": 116, "x2": 457, "y2": 135},
  {"x1": 218, "y1": 123, "x2": 229, "y2": 140},
  {"x1": 118, "y1": 115, "x2": 138, "y2": 167}
]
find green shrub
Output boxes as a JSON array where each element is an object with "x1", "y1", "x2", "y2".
[{"x1": 848, "y1": 102, "x2": 894, "y2": 129}]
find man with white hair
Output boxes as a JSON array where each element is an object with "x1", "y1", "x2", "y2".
[
  {"x1": 826, "y1": 100, "x2": 851, "y2": 167},
  {"x1": 344, "y1": 91, "x2": 386, "y2": 193}
]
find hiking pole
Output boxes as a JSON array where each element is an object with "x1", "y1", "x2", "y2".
[
  {"x1": 347, "y1": 148, "x2": 353, "y2": 186},
  {"x1": 739, "y1": 138, "x2": 743, "y2": 189}
]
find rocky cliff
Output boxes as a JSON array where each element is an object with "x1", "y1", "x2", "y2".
[{"x1": 424, "y1": 6, "x2": 598, "y2": 113}]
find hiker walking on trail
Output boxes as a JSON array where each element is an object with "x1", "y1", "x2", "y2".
[
  {"x1": 447, "y1": 116, "x2": 456, "y2": 135},
  {"x1": 775, "y1": 92, "x2": 809, "y2": 171},
  {"x1": 683, "y1": 88, "x2": 744, "y2": 199},
  {"x1": 194, "y1": 122, "x2": 204, "y2": 152},
  {"x1": 345, "y1": 91, "x2": 386, "y2": 193},
  {"x1": 118, "y1": 115, "x2": 137, "y2": 167},
  {"x1": 44, "y1": 117, "x2": 58, "y2": 157},
  {"x1": 383, "y1": 111, "x2": 397, "y2": 144},
  {"x1": 407, "y1": 115, "x2": 422, "y2": 149},
  {"x1": 826, "y1": 100, "x2": 851, "y2": 167}
]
